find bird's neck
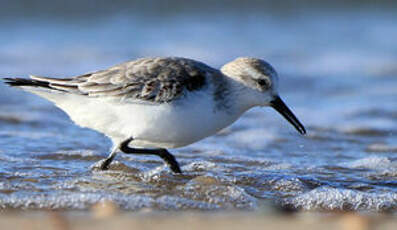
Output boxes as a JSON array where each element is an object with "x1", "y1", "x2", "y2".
[{"x1": 212, "y1": 74, "x2": 261, "y2": 115}]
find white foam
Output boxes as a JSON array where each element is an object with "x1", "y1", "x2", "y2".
[
  {"x1": 284, "y1": 186, "x2": 397, "y2": 211},
  {"x1": 270, "y1": 177, "x2": 306, "y2": 194},
  {"x1": 0, "y1": 192, "x2": 154, "y2": 210},
  {"x1": 183, "y1": 182, "x2": 257, "y2": 210},
  {"x1": 345, "y1": 156, "x2": 394, "y2": 170},
  {"x1": 342, "y1": 156, "x2": 397, "y2": 178}
]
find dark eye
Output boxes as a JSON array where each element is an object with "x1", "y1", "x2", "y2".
[{"x1": 257, "y1": 79, "x2": 268, "y2": 87}]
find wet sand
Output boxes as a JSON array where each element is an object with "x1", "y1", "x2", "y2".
[{"x1": 0, "y1": 211, "x2": 396, "y2": 230}]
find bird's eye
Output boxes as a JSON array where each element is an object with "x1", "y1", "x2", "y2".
[{"x1": 257, "y1": 79, "x2": 268, "y2": 87}]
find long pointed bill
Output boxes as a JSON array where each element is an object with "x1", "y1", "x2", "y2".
[{"x1": 270, "y1": 96, "x2": 306, "y2": 135}]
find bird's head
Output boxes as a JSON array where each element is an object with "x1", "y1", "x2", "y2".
[{"x1": 221, "y1": 57, "x2": 306, "y2": 135}]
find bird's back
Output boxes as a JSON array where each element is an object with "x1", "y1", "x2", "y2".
[{"x1": 5, "y1": 57, "x2": 219, "y2": 104}]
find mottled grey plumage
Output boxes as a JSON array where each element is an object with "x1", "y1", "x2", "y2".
[
  {"x1": 30, "y1": 57, "x2": 218, "y2": 103},
  {"x1": 6, "y1": 57, "x2": 279, "y2": 108}
]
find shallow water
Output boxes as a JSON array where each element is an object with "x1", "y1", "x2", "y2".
[{"x1": 0, "y1": 3, "x2": 396, "y2": 212}]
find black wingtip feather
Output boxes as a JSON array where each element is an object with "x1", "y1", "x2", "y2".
[{"x1": 2, "y1": 78, "x2": 51, "y2": 88}]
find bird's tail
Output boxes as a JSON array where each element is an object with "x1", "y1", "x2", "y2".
[
  {"x1": 2, "y1": 76, "x2": 88, "y2": 107},
  {"x1": 2, "y1": 76, "x2": 83, "y2": 94},
  {"x1": 3, "y1": 77, "x2": 52, "y2": 89}
]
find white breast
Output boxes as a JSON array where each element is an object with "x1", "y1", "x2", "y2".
[{"x1": 43, "y1": 89, "x2": 243, "y2": 149}]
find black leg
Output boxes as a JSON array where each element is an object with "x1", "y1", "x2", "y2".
[
  {"x1": 98, "y1": 147, "x2": 118, "y2": 170},
  {"x1": 119, "y1": 138, "x2": 182, "y2": 174},
  {"x1": 100, "y1": 155, "x2": 115, "y2": 170}
]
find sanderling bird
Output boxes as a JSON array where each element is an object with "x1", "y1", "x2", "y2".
[{"x1": 3, "y1": 57, "x2": 305, "y2": 173}]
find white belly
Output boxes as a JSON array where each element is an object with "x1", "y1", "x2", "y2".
[{"x1": 44, "y1": 90, "x2": 242, "y2": 149}]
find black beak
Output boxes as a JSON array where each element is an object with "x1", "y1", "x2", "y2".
[{"x1": 270, "y1": 96, "x2": 306, "y2": 135}]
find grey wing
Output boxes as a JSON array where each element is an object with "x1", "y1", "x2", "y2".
[{"x1": 31, "y1": 57, "x2": 212, "y2": 103}]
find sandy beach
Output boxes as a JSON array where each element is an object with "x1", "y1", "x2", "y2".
[{"x1": 1, "y1": 210, "x2": 396, "y2": 230}]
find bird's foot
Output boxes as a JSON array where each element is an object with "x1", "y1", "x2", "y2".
[
  {"x1": 90, "y1": 158, "x2": 112, "y2": 171},
  {"x1": 158, "y1": 149, "x2": 182, "y2": 174}
]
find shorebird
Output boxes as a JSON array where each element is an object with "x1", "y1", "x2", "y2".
[{"x1": 3, "y1": 57, "x2": 306, "y2": 173}]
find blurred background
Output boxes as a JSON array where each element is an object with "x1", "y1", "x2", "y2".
[
  {"x1": 0, "y1": 0, "x2": 396, "y2": 215},
  {"x1": 1, "y1": 0, "x2": 396, "y2": 77}
]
